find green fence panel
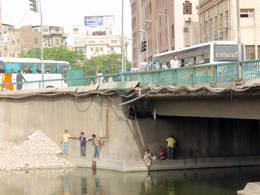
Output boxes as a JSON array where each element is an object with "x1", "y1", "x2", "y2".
[
  {"x1": 195, "y1": 66, "x2": 214, "y2": 84},
  {"x1": 67, "y1": 69, "x2": 84, "y2": 87},
  {"x1": 242, "y1": 61, "x2": 260, "y2": 81},
  {"x1": 216, "y1": 63, "x2": 238, "y2": 83},
  {"x1": 176, "y1": 68, "x2": 193, "y2": 85},
  {"x1": 158, "y1": 70, "x2": 175, "y2": 86}
]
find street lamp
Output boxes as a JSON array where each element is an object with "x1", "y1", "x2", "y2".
[
  {"x1": 144, "y1": 20, "x2": 152, "y2": 65},
  {"x1": 145, "y1": 19, "x2": 159, "y2": 55},
  {"x1": 236, "y1": 0, "x2": 242, "y2": 80},
  {"x1": 121, "y1": 0, "x2": 125, "y2": 81}
]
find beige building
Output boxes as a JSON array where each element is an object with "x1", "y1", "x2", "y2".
[
  {"x1": 72, "y1": 25, "x2": 128, "y2": 59},
  {"x1": 199, "y1": 0, "x2": 260, "y2": 60},
  {"x1": 0, "y1": 25, "x2": 67, "y2": 57},
  {"x1": 131, "y1": 0, "x2": 199, "y2": 66}
]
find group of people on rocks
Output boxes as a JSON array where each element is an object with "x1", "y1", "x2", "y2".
[
  {"x1": 144, "y1": 136, "x2": 176, "y2": 168},
  {"x1": 61, "y1": 129, "x2": 103, "y2": 158}
]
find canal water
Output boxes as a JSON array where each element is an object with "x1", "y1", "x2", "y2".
[{"x1": 0, "y1": 166, "x2": 260, "y2": 195}]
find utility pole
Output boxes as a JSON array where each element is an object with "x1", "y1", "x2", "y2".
[
  {"x1": 29, "y1": 0, "x2": 44, "y2": 86},
  {"x1": 121, "y1": 0, "x2": 125, "y2": 81},
  {"x1": 236, "y1": 0, "x2": 242, "y2": 80},
  {"x1": 39, "y1": 0, "x2": 44, "y2": 86}
]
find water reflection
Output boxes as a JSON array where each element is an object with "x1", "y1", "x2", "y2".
[
  {"x1": 0, "y1": 167, "x2": 259, "y2": 195},
  {"x1": 81, "y1": 177, "x2": 87, "y2": 195}
]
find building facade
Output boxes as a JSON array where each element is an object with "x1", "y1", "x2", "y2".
[
  {"x1": 199, "y1": 0, "x2": 260, "y2": 60},
  {"x1": 131, "y1": 0, "x2": 199, "y2": 66},
  {"x1": 72, "y1": 25, "x2": 127, "y2": 59},
  {"x1": 0, "y1": 25, "x2": 67, "y2": 57}
]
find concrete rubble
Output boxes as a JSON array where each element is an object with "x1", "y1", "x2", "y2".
[
  {"x1": 238, "y1": 182, "x2": 260, "y2": 195},
  {"x1": 0, "y1": 130, "x2": 75, "y2": 171}
]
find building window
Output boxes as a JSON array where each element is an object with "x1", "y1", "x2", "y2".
[
  {"x1": 112, "y1": 40, "x2": 117, "y2": 43},
  {"x1": 100, "y1": 48, "x2": 104, "y2": 52},
  {"x1": 240, "y1": 9, "x2": 254, "y2": 18},
  {"x1": 56, "y1": 39, "x2": 60, "y2": 45},
  {"x1": 111, "y1": 48, "x2": 114, "y2": 52},
  {"x1": 171, "y1": 24, "x2": 174, "y2": 39},
  {"x1": 73, "y1": 28, "x2": 79, "y2": 32},
  {"x1": 246, "y1": 45, "x2": 255, "y2": 60},
  {"x1": 183, "y1": 1, "x2": 192, "y2": 15}
]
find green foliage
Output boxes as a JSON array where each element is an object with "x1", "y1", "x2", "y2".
[
  {"x1": 77, "y1": 53, "x2": 132, "y2": 75},
  {"x1": 20, "y1": 48, "x2": 132, "y2": 76},
  {"x1": 19, "y1": 47, "x2": 85, "y2": 67}
]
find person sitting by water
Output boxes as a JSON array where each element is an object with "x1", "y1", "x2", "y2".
[
  {"x1": 129, "y1": 105, "x2": 137, "y2": 120},
  {"x1": 144, "y1": 149, "x2": 152, "y2": 168},
  {"x1": 157, "y1": 147, "x2": 167, "y2": 160}
]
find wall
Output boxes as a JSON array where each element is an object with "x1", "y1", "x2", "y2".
[{"x1": 0, "y1": 93, "x2": 260, "y2": 171}]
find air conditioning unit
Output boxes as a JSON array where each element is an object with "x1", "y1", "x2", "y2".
[
  {"x1": 213, "y1": 32, "x2": 218, "y2": 40},
  {"x1": 184, "y1": 16, "x2": 192, "y2": 22},
  {"x1": 223, "y1": 20, "x2": 228, "y2": 29},
  {"x1": 217, "y1": 30, "x2": 223, "y2": 38}
]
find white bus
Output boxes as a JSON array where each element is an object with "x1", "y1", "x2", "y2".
[
  {"x1": 153, "y1": 41, "x2": 246, "y2": 68},
  {"x1": 0, "y1": 58, "x2": 70, "y2": 90}
]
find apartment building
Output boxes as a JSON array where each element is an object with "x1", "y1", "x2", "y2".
[
  {"x1": 0, "y1": 25, "x2": 67, "y2": 57},
  {"x1": 72, "y1": 25, "x2": 127, "y2": 59},
  {"x1": 199, "y1": 0, "x2": 260, "y2": 60},
  {"x1": 131, "y1": 0, "x2": 199, "y2": 66}
]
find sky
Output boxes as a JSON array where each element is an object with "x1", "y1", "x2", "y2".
[{"x1": 1, "y1": 0, "x2": 132, "y2": 44}]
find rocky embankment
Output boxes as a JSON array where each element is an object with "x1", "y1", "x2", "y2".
[{"x1": 0, "y1": 130, "x2": 74, "y2": 171}]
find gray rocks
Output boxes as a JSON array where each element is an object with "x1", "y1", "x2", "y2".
[{"x1": 0, "y1": 130, "x2": 75, "y2": 171}]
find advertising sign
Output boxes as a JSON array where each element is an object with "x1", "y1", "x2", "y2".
[{"x1": 84, "y1": 16, "x2": 104, "y2": 28}]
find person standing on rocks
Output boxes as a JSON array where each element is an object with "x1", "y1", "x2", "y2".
[
  {"x1": 79, "y1": 132, "x2": 88, "y2": 157},
  {"x1": 165, "y1": 136, "x2": 176, "y2": 160},
  {"x1": 92, "y1": 134, "x2": 101, "y2": 158},
  {"x1": 61, "y1": 129, "x2": 74, "y2": 155}
]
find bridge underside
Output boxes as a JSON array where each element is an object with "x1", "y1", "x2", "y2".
[{"x1": 152, "y1": 97, "x2": 260, "y2": 120}]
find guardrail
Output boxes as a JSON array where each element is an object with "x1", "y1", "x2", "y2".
[{"x1": 1, "y1": 60, "x2": 260, "y2": 91}]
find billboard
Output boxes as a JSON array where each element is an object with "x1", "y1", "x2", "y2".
[
  {"x1": 84, "y1": 16, "x2": 104, "y2": 28},
  {"x1": 84, "y1": 15, "x2": 114, "y2": 31}
]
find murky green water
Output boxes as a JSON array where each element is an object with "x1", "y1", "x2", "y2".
[{"x1": 0, "y1": 166, "x2": 260, "y2": 195}]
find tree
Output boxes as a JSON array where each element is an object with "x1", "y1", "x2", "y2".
[
  {"x1": 19, "y1": 47, "x2": 85, "y2": 67},
  {"x1": 78, "y1": 53, "x2": 132, "y2": 75}
]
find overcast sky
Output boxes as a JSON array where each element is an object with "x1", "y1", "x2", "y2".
[{"x1": 1, "y1": 0, "x2": 132, "y2": 42}]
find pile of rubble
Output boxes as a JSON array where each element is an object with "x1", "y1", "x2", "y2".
[{"x1": 0, "y1": 130, "x2": 74, "y2": 171}]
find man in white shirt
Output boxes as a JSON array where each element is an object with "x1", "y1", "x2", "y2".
[{"x1": 170, "y1": 56, "x2": 180, "y2": 69}]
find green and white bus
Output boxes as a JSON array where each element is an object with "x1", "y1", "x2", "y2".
[{"x1": 0, "y1": 57, "x2": 70, "y2": 90}]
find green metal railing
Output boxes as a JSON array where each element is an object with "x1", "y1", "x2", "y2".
[{"x1": 2, "y1": 60, "x2": 260, "y2": 91}]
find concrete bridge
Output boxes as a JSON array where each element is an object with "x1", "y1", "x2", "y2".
[{"x1": 1, "y1": 77, "x2": 260, "y2": 172}]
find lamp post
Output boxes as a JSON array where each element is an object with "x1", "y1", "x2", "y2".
[
  {"x1": 39, "y1": 0, "x2": 44, "y2": 86},
  {"x1": 236, "y1": 0, "x2": 242, "y2": 80},
  {"x1": 121, "y1": 0, "x2": 125, "y2": 81}
]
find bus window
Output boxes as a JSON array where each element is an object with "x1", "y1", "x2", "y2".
[
  {"x1": 57, "y1": 64, "x2": 60, "y2": 73},
  {"x1": 5, "y1": 63, "x2": 12, "y2": 73},
  {"x1": 32, "y1": 64, "x2": 38, "y2": 73},
  {"x1": 13, "y1": 63, "x2": 20, "y2": 73},
  {"x1": 214, "y1": 45, "x2": 239, "y2": 62}
]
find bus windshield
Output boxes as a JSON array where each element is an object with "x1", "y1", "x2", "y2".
[{"x1": 214, "y1": 44, "x2": 242, "y2": 62}]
